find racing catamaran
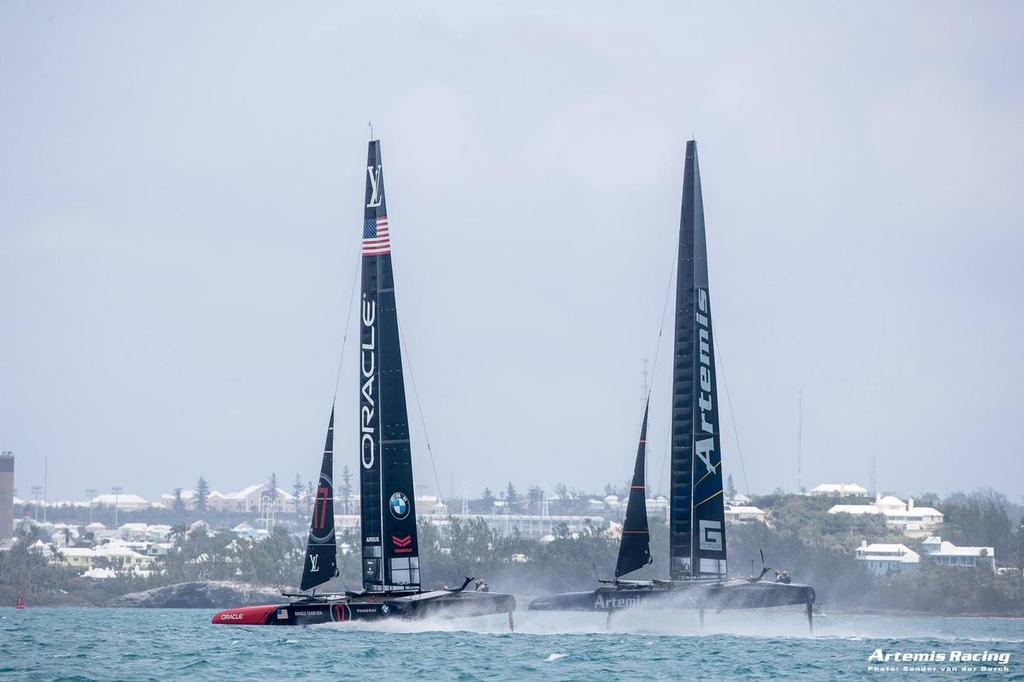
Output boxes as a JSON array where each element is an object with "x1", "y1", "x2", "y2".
[
  {"x1": 528, "y1": 140, "x2": 815, "y2": 629},
  {"x1": 213, "y1": 139, "x2": 515, "y2": 627}
]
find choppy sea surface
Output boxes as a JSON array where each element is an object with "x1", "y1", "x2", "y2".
[{"x1": 1, "y1": 606, "x2": 1021, "y2": 680}]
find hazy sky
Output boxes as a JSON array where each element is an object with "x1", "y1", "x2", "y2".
[{"x1": 2, "y1": 2, "x2": 1022, "y2": 503}]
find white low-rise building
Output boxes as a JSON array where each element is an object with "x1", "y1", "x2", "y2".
[
  {"x1": 725, "y1": 505, "x2": 766, "y2": 524},
  {"x1": 94, "y1": 541, "x2": 155, "y2": 570},
  {"x1": 645, "y1": 496, "x2": 669, "y2": 524},
  {"x1": 221, "y1": 483, "x2": 297, "y2": 513},
  {"x1": 605, "y1": 496, "x2": 670, "y2": 524},
  {"x1": 334, "y1": 515, "x2": 361, "y2": 534},
  {"x1": 229, "y1": 523, "x2": 270, "y2": 541},
  {"x1": 60, "y1": 546, "x2": 97, "y2": 570},
  {"x1": 855, "y1": 540, "x2": 920, "y2": 575},
  {"x1": 829, "y1": 495, "x2": 943, "y2": 537},
  {"x1": 119, "y1": 523, "x2": 150, "y2": 541},
  {"x1": 160, "y1": 489, "x2": 231, "y2": 511},
  {"x1": 810, "y1": 483, "x2": 869, "y2": 498},
  {"x1": 91, "y1": 493, "x2": 151, "y2": 511},
  {"x1": 416, "y1": 496, "x2": 448, "y2": 516},
  {"x1": 921, "y1": 536, "x2": 995, "y2": 572}
]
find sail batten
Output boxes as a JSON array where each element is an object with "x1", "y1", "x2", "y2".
[
  {"x1": 300, "y1": 407, "x2": 339, "y2": 591},
  {"x1": 669, "y1": 140, "x2": 727, "y2": 580},
  {"x1": 358, "y1": 140, "x2": 420, "y2": 592},
  {"x1": 614, "y1": 400, "x2": 652, "y2": 578}
]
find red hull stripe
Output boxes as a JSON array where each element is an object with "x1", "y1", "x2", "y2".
[{"x1": 211, "y1": 605, "x2": 278, "y2": 625}]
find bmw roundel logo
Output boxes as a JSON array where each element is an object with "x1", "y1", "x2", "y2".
[
  {"x1": 381, "y1": 604, "x2": 390, "y2": 615},
  {"x1": 389, "y1": 492, "x2": 410, "y2": 520}
]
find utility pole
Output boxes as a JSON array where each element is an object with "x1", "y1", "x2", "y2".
[
  {"x1": 86, "y1": 489, "x2": 97, "y2": 524},
  {"x1": 30, "y1": 485, "x2": 42, "y2": 520},
  {"x1": 43, "y1": 457, "x2": 48, "y2": 523},
  {"x1": 797, "y1": 390, "x2": 803, "y2": 494},
  {"x1": 111, "y1": 486, "x2": 122, "y2": 527}
]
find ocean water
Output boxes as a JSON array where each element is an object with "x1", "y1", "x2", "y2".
[{"x1": 1, "y1": 607, "x2": 1021, "y2": 680}]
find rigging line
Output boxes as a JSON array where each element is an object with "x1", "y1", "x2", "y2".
[
  {"x1": 713, "y1": 333, "x2": 767, "y2": 567},
  {"x1": 396, "y1": 316, "x2": 446, "y2": 508},
  {"x1": 651, "y1": 251, "x2": 677, "y2": 498},
  {"x1": 644, "y1": 252, "x2": 676, "y2": 404},
  {"x1": 332, "y1": 251, "x2": 363, "y2": 403}
]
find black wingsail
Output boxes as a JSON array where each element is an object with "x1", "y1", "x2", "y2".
[
  {"x1": 358, "y1": 139, "x2": 420, "y2": 592},
  {"x1": 300, "y1": 407, "x2": 339, "y2": 591},
  {"x1": 669, "y1": 140, "x2": 727, "y2": 580},
  {"x1": 615, "y1": 400, "x2": 652, "y2": 578}
]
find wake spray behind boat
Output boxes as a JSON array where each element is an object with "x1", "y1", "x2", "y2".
[
  {"x1": 527, "y1": 140, "x2": 815, "y2": 630},
  {"x1": 212, "y1": 139, "x2": 515, "y2": 628}
]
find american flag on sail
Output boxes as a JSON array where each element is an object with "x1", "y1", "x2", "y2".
[{"x1": 362, "y1": 215, "x2": 390, "y2": 256}]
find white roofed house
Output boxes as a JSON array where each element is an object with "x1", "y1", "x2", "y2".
[
  {"x1": 920, "y1": 536, "x2": 996, "y2": 572},
  {"x1": 645, "y1": 496, "x2": 669, "y2": 524},
  {"x1": 93, "y1": 541, "x2": 155, "y2": 575},
  {"x1": 809, "y1": 483, "x2": 869, "y2": 498},
  {"x1": 161, "y1": 488, "x2": 229, "y2": 511},
  {"x1": 119, "y1": 523, "x2": 150, "y2": 541},
  {"x1": 880, "y1": 498, "x2": 943, "y2": 538},
  {"x1": 161, "y1": 488, "x2": 196, "y2": 508},
  {"x1": 207, "y1": 490, "x2": 229, "y2": 511},
  {"x1": 416, "y1": 496, "x2": 448, "y2": 517},
  {"x1": 222, "y1": 483, "x2": 296, "y2": 513},
  {"x1": 828, "y1": 495, "x2": 943, "y2": 538},
  {"x1": 59, "y1": 546, "x2": 97, "y2": 571},
  {"x1": 91, "y1": 493, "x2": 151, "y2": 511},
  {"x1": 725, "y1": 505, "x2": 767, "y2": 525},
  {"x1": 855, "y1": 540, "x2": 920, "y2": 575}
]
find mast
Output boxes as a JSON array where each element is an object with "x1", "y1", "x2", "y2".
[
  {"x1": 614, "y1": 400, "x2": 652, "y2": 578},
  {"x1": 358, "y1": 139, "x2": 420, "y2": 592},
  {"x1": 300, "y1": 407, "x2": 339, "y2": 591},
  {"x1": 669, "y1": 140, "x2": 727, "y2": 580}
]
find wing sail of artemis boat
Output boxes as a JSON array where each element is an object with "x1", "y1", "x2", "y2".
[{"x1": 527, "y1": 140, "x2": 815, "y2": 630}]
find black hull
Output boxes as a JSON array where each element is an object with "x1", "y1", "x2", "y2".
[
  {"x1": 213, "y1": 590, "x2": 515, "y2": 627},
  {"x1": 529, "y1": 580, "x2": 814, "y2": 612}
]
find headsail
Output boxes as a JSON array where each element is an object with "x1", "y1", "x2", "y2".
[
  {"x1": 614, "y1": 399, "x2": 652, "y2": 578},
  {"x1": 669, "y1": 140, "x2": 727, "y2": 579},
  {"x1": 300, "y1": 407, "x2": 339, "y2": 591},
  {"x1": 358, "y1": 139, "x2": 420, "y2": 592}
]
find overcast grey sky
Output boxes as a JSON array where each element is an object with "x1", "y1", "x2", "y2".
[{"x1": 1, "y1": 2, "x2": 1021, "y2": 502}]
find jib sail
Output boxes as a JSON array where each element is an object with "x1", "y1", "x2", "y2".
[
  {"x1": 669, "y1": 140, "x2": 727, "y2": 579},
  {"x1": 358, "y1": 139, "x2": 420, "y2": 592},
  {"x1": 300, "y1": 407, "x2": 339, "y2": 591},
  {"x1": 614, "y1": 399, "x2": 653, "y2": 578}
]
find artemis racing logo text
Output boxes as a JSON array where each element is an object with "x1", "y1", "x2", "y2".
[
  {"x1": 694, "y1": 288, "x2": 717, "y2": 475},
  {"x1": 594, "y1": 594, "x2": 644, "y2": 609},
  {"x1": 360, "y1": 296, "x2": 377, "y2": 470}
]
